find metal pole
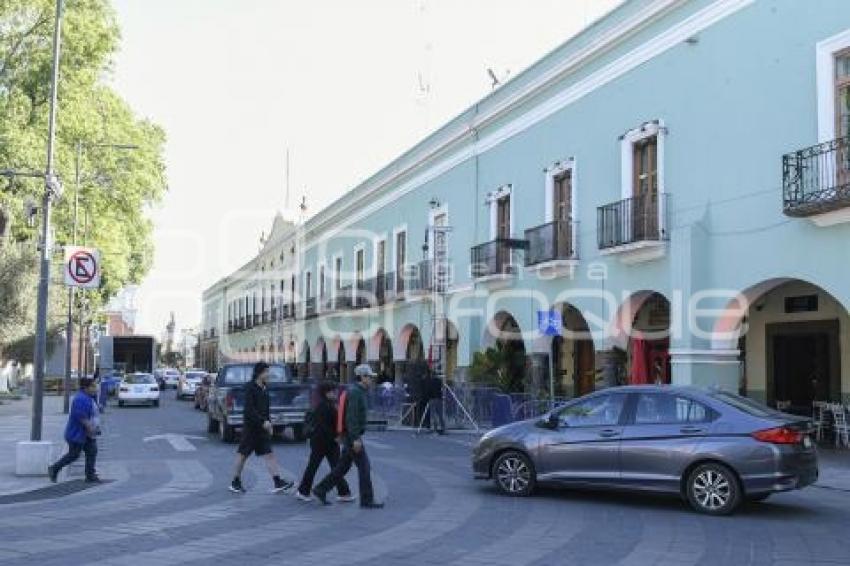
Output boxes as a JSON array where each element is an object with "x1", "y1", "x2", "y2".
[
  {"x1": 63, "y1": 141, "x2": 81, "y2": 413},
  {"x1": 31, "y1": 0, "x2": 64, "y2": 442}
]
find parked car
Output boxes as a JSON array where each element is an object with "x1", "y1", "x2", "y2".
[
  {"x1": 194, "y1": 373, "x2": 214, "y2": 411},
  {"x1": 472, "y1": 386, "x2": 818, "y2": 515},
  {"x1": 162, "y1": 368, "x2": 181, "y2": 389},
  {"x1": 207, "y1": 363, "x2": 311, "y2": 443},
  {"x1": 117, "y1": 373, "x2": 160, "y2": 408},
  {"x1": 177, "y1": 370, "x2": 206, "y2": 400}
]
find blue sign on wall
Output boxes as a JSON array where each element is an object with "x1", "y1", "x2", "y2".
[{"x1": 537, "y1": 310, "x2": 562, "y2": 337}]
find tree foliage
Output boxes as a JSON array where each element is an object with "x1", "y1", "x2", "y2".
[
  {"x1": 0, "y1": 0, "x2": 167, "y2": 360},
  {"x1": 469, "y1": 344, "x2": 526, "y2": 394}
]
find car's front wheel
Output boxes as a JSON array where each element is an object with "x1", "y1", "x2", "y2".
[
  {"x1": 153, "y1": 400, "x2": 160, "y2": 408},
  {"x1": 686, "y1": 462, "x2": 741, "y2": 515},
  {"x1": 118, "y1": 400, "x2": 124, "y2": 408},
  {"x1": 493, "y1": 451, "x2": 535, "y2": 497}
]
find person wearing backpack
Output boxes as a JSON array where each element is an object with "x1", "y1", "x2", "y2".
[{"x1": 295, "y1": 381, "x2": 353, "y2": 502}]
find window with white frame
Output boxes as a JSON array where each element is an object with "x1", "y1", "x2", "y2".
[
  {"x1": 394, "y1": 228, "x2": 407, "y2": 292},
  {"x1": 543, "y1": 159, "x2": 578, "y2": 261},
  {"x1": 817, "y1": 29, "x2": 850, "y2": 142},
  {"x1": 487, "y1": 185, "x2": 513, "y2": 240},
  {"x1": 620, "y1": 120, "x2": 666, "y2": 241}
]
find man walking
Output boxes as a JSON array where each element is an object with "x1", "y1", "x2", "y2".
[
  {"x1": 229, "y1": 362, "x2": 294, "y2": 494},
  {"x1": 48, "y1": 377, "x2": 100, "y2": 483},
  {"x1": 313, "y1": 365, "x2": 383, "y2": 509},
  {"x1": 295, "y1": 381, "x2": 353, "y2": 502}
]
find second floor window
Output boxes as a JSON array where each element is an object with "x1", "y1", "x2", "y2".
[
  {"x1": 356, "y1": 249, "x2": 365, "y2": 288},
  {"x1": 837, "y1": 49, "x2": 850, "y2": 139},
  {"x1": 319, "y1": 266, "x2": 326, "y2": 299},
  {"x1": 335, "y1": 257, "x2": 342, "y2": 292},
  {"x1": 306, "y1": 272, "x2": 312, "y2": 299},
  {"x1": 395, "y1": 230, "x2": 406, "y2": 291},
  {"x1": 633, "y1": 135, "x2": 658, "y2": 200},
  {"x1": 553, "y1": 170, "x2": 572, "y2": 222}
]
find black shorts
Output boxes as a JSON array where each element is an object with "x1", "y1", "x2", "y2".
[{"x1": 238, "y1": 429, "x2": 272, "y2": 457}]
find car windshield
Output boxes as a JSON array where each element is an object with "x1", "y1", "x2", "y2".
[
  {"x1": 185, "y1": 372, "x2": 205, "y2": 380},
  {"x1": 710, "y1": 390, "x2": 781, "y2": 418},
  {"x1": 221, "y1": 365, "x2": 292, "y2": 384},
  {"x1": 126, "y1": 374, "x2": 155, "y2": 384}
]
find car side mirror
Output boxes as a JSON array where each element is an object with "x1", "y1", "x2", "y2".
[{"x1": 537, "y1": 412, "x2": 559, "y2": 430}]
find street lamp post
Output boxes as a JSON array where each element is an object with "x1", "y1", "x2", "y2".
[{"x1": 31, "y1": 0, "x2": 64, "y2": 442}]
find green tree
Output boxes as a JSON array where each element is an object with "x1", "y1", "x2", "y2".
[
  {"x1": 0, "y1": 0, "x2": 167, "y2": 361},
  {"x1": 469, "y1": 344, "x2": 526, "y2": 394}
]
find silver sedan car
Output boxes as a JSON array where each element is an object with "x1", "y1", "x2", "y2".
[{"x1": 472, "y1": 386, "x2": 818, "y2": 515}]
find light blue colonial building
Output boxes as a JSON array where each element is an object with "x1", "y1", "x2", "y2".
[{"x1": 201, "y1": 0, "x2": 850, "y2": 410}]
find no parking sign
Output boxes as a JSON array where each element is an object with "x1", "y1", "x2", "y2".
[{"x1": 64, "y1": 246, "x2": 101, "y2": 289}]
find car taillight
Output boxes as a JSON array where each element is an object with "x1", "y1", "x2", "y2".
[
  {"x1": 150, "y1": 387, "x2": 159, "y2": 392},
  {"x1": 752, "y1": 427, "x2": 803, "y2": 444},
  {"x1": 119, "y1": 387, "x2": 129, "y2": 392},
  {"x1": 225, "y1": 394, "x2": 234, "y2": 412}
]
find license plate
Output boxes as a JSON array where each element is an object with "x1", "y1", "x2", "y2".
[
  {"x1": 134, "y1": 386, "x2": 144, "y2": 393},
  {"x1": 803, "y1": 436, "x2": 813, "y2": 448}
]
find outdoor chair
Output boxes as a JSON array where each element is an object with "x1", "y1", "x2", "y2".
[{"x1": 830, "y1": 403, "x2": 849, "y2": 448}]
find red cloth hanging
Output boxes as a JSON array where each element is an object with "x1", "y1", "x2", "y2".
[{"x1": 630, "y1": 337, "x2": 649, "y2": 385}]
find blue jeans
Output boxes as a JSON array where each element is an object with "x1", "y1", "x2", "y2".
[{"x1": 52, "y1": 438, "x2": 97, "y2": 479}]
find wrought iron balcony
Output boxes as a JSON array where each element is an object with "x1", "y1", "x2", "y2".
[
  {"x1": 525, "y1": 219, "x2": 577, "y2": 266},
  {"x1": 335, "y1": 286, "x2": 353, "y2": 310},
  {"x1": 597, "y1": 193, "x2": 668, "y2": 250},
  {"x1": 783, "y1": 136, "x2": 850, "y2": 217},
  {"x1": 470, "y1": 239, "x2": 527, "y2": 278},
  {"x1": 305, "y1": 297, "x2": 317, "y2": 319}
]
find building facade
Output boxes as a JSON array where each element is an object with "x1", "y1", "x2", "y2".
[{"x1": 202, "y1": 0, "x2": 850, "y2": 410}]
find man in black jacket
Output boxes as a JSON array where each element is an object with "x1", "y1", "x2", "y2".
[
  {"x1": 229, "y1": 362, "x2": 294, "y2": 494},
  {"x1": 295, "y1": 381, "x2": 353, "y2": 502}
]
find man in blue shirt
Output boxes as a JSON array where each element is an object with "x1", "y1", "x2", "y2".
[{"x1": 48, "y1": 377, "x2": 100, "y2": 483}]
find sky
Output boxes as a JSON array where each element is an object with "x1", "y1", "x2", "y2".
[{"x1": 110, "y1": 0, "x2": 622, "y2": 336}]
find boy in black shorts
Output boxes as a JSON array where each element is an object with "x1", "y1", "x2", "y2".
[{"x1": 229, "y1": 362, "x2": 294, "y2": 494}]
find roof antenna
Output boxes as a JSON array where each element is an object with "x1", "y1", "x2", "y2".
[{"x1": 487, "y1": 68, "x2": 500, "y2": 89}]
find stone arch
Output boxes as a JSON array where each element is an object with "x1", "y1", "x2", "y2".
[
  {"x1": 395, "y1": 323, "x2": 424, "y2": 361},
  {"x1": 710, "y1": 277, "x2": 850, "y2": 406},
  {"x1": 481, "y1": 311, "x2": 527, "y2": 393}
]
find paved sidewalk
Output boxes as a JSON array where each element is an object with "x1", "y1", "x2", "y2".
[{"x1": 0, "y1": 395, "x2": 71, "y2": 496}]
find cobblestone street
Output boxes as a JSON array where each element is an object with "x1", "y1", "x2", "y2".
[{"x1": 1, "y1": 395, "x2": 850, "y2": 566}]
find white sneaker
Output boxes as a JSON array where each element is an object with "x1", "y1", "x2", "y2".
[
  {"x1": 336, "y1": 494, "x2": 357, "y2": 503},
  {"x1": 295, "y1": 491, "x2": 313, "y2": 502}
]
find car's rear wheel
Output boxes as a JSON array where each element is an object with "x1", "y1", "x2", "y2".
[
  {"x1": 686, "y1": 463, "x2": 741, "y2": 515},
  {"x1": 153, "y1": 400, "x2": 160, "y2": 408},
  {"x1": 493, "y1": 451, "x2": 535, "y2": 497},
  {"x1": 118, "y1": 400, "x2": 124, "y2": 408},
  {"x1": 292, "y1": 424, "x2": 306, "y2": 442},
  {"x1": 220, "y1": 419, "x2": 236, "y2": 443}
]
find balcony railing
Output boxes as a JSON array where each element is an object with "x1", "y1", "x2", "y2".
[
  {"x1": 783, "y1": 136, "x2": 850, "y2": 217},
  {"x1": 470, "y1": 239, "x2": 526, "y2": 278},
  {"x1": 305, "y1": 297, "x2": 317, "y2": 319},
  {"x1": 525, "y1": 219, "x2": 577, "y2": 266},
  {"x1": 335, "y1": 286, "x2": 353, "y2": 310},
  {"x1": 597, "y1": 193, "x2": 668, "y2": 250}
]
